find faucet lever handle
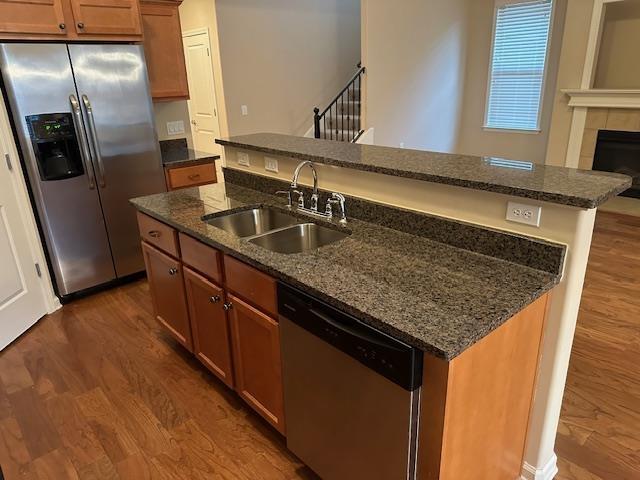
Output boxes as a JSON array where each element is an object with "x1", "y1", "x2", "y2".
[{"x1": 292, "y1": 189, "x2": 304, "y2": 208}]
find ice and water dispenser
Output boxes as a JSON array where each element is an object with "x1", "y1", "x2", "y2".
[{"x1": 26, "y1": 113, "x2": 84, "y2": 181}]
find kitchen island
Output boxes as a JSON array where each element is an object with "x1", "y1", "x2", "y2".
[{"x1": 131, "y1": 135, "x2": 629, "y2": 479}]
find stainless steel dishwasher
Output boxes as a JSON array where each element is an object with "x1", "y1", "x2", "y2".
[{"x1": 278, "y1": 283, "x2": 423, "y2": 480}]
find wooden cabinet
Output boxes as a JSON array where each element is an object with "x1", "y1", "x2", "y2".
[
  {"x1": 184, "y1": 267, "x2": 234, "y2": 388},
  {"x1": 224, "y1": 255, "x2": 277, "y2": 317},
  {"x1": 140, "y1": 0, "x2": 188, "y2": 101},
  {"x1": 141, "y1": 242, "x2": 193, "y2": 351},
  {"x1": 137, "y1": 215, "x2": 285, "y2": 435},
  {"x1": 165, "y1": 162, "x2": 217, "y2": 191},
  {"x1": 0, "y1": 0, "x2": 67, "y2": 36},
  {"x1": 228, "y1": 294, "x2": 285, "y2": 434},
  {"x1": 0, "y1": 0, "x2": 142, "y2": 40},
  {"x1": 69, "y1": 0, "x2": 142, "y2": 36}
]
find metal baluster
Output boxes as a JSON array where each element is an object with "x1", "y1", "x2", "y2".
[
  {"x1": 341, "y1": 93, "x2": 344, "y2": 142},
  {"x1": 324, "y1": 113, "x2": 326, "y2": 140}
]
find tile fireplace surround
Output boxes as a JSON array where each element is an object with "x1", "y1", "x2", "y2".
[{"x1": 580, "y1": 108, "x2": 640, "y2": 169}]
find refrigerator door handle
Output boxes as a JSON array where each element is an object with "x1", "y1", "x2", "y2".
[
  {"x1": 81, "y1": 94, "x2": 106, "y2": 188},
  {"x1": 69, "y1": 94, "x2": 95, "y2": 190}
]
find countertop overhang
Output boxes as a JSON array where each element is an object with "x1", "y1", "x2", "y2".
[
  {"x1": 216, "y1": 133, "x2": 632, "y2": 209},
  {"x1": 131, "y1": 178, "x2": 563, "y2": 360}
]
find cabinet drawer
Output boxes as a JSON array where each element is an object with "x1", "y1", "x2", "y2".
[
  {"x1": 137, "y1": 211, "x2": 179, "y2": 257},
  {"x1": 224, "y1": 256, "x2": 277, "y2": 318},
  {"x1": 166, "y1": 163, "x2": 217, "y2": 190},
  {"x1": 179, "y1": 233, "x2": 223, "y2": 284}
]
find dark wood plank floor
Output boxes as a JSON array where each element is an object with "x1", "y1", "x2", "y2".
[
  {"x1": 0, "y1": 211, "x2": 637, "y2": 479},
  {"x1": 0, "y1": 280, "x2": 315, "y2": 479},
  {"x1": 556, "y1": 212, "x2": 640, "y2": 480}
]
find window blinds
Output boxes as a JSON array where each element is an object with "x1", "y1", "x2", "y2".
[{"x1": 485, "y1": 0, "x2": 553, "y2": 131}]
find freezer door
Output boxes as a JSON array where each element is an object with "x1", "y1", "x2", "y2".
[
  {"x1": 0, "y1": 43, "x2": 116, "y2": 296},
  {"x1": 68, "y1": 44, "x2": 166, "y2": 278}
]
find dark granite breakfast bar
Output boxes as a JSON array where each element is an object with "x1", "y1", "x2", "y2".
[{"x1": 216, "y1": 132, "x2": 631, "y2": 208}]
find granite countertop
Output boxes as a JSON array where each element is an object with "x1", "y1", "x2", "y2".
[
  {"x1": 131, "y1": 178, "x2": 563, "y2": 360},
  {"x1": 216, "y1": 132, "x2": 632, "y2": 208},
  {"x1": 160, "y1": 139, "x2": 220, "y2": 168}
]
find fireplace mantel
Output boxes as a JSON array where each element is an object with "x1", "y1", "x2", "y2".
[{"x1": 562, "y1": 89, "x2": 640, "y2": 109}]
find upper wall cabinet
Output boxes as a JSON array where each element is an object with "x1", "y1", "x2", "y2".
[
  {"x1": 69, "y1": 0, "x2": 142, "y2": 37},
  {"x1": 0, "y1": 0, "x2": 143, "y2": 40},
  {"x1": 140, "y1": 0, "x2": 189, "y2": 101},
  {"x1": 0, "y1": 0, "x2": 67, "y2": 36}
]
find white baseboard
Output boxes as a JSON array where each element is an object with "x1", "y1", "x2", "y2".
[{"x1": 520, "y1": 453, "x2": 558, "y2": 480}]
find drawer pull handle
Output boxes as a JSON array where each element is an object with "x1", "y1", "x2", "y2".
[
  {"x1": 148, "y1": 230, "x2": 161, "y2": 238},
  {"x1": 168, "y1": 268, "x2": 178, "y2": 276},
  {"x1": 223, "y1": 302, "x2": 233, "y2": 311},
  {"x1": 209, "y1": 295, "x2": 221, "y2": 303},
  {"x1": 77, "y1": 22, "x2": 85, "y2": 29},
  {"x1": 187, "y1": 174, "x2": 201, "y2": 180}
]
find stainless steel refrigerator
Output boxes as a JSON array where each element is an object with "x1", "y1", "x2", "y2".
[{"x1": 0, "y1": 43, "x2": 166, "y2": 297}]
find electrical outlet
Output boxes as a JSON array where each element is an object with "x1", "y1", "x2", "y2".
[
  {"x1": 264, "y1": 156, "x2": 279, "y2": 173},
  {"x1": 166, "y1": 120, "x2": 185, "y2": 135},
  {"x1": 241, "y1": 105, "x2": 248, "y2": 116},
  {"x1": 506, "y1": 201, "x2": 542, "y2": 227},
  {"x1": 237, "y1": 152, "x2": 250, "y2": 167}
]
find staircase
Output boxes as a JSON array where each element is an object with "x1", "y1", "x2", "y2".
[{"x1": 313, "y1": 63, "x2": 365, "y2": 143}]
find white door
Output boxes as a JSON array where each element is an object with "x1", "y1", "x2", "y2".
[
  {"x1": 183, "y1": 29, "x2": 221, "y2": 154},
  {"x1": 0, "y1": 104, "x2": 49, "y2": 350}
]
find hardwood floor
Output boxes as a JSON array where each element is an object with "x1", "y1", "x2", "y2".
[
  {"x1": 555, "y1": 212, "x2": 640, "y2": 480},
  {"x1": 0, "y1": 280, "x2": 315, "y2": 479},
  {"x1": 0, "y1": 211, "x2": 637, "y2": 479}
]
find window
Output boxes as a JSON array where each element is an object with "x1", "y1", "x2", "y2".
[{"x1": 485, "y1": 0, "x2": 553, "y2": 132}]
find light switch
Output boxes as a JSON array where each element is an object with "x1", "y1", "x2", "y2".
[
  {"x1": 241, "y1": 105, "x2": 248, "y2": 116},
  {"x1": 166, "y1": 120, "x2": 185, "y2": 135}
]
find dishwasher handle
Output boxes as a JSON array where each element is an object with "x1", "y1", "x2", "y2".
[{"x1": 278, "y1": 282, "x2": 423, "y2": 391}]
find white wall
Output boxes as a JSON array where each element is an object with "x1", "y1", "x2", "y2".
[
  {"x1": 455, "y1": 0, "x2": 566, "y2": 164},
  {"x1": 361, "y1": 0, "x2": 468, "y2": 152},
  {"x1": 594, "y1": 0, "x2": 640, "y2": 89},
  {"x1": 215, "y1": 0, "x2": 361, "y2": 137},
  {"x1": 362, "y1": 0, "x2": 567, "y2": 163}
]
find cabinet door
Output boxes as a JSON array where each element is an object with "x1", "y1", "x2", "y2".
[
  {"x1": 140, "y1": 0, "x2": 189, "y2": 100},
  {"x1": 69, "y1": 0, "x2": 142, "y2": 37},
  {"x1": 141, "y1": 242, "x2": 193, "y2": 351},
  {"x1": 228, "y1": 294, "x2": 285, "y2": 434},
  {"x1": 0, "y1": 0, "x2": 67, "y2": 36},
  {"x1": 183, "y1": 267, "x2": 234, "y2": 388}
]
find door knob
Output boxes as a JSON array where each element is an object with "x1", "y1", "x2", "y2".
[
  {"x1": 209, "y1": 295, "x2": 221, "y2": 303},
  {"x1": 223, "y1": 302, "x2": 233, "y2": 311},
  {"x1": 191, "y1": 120, "x2": 197, "y2": 125},
  {"x1": 77, "y1": 22, "x2": 85, "y2": 29},
  {"x1": 168, "y1": 268, "x2": 178, "y2": 275}
]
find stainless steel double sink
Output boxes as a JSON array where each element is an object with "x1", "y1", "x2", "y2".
[{"x1": 204, "y1": 207, "x2": 349, "y2": 254}]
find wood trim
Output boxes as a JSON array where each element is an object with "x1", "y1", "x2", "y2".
[{"x1": 417, "y1": 293, "x2": 550, "y2": 480}]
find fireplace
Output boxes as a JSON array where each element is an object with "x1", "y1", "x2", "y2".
[{"x1": 593, "y1": 130, "x2": 640, "y2": 199}]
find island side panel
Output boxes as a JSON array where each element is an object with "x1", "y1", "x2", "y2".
[{"x1": 417, "y1": 293, "x2": 549, "y2": 480}]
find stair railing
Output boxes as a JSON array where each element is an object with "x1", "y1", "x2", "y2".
[{"x1": 313, "y1": 63, "x2": 365, "y2": 142}]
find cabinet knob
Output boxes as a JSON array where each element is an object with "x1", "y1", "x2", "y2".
[
  {"x1": 223, "y1": 302, "x2": 233, "y2": 311},
  {"x1": 168, "y1": 268, "x2": 178, "y2": 276},
  {"x1": 59, "y1": 23, "x2": 66, "y2": 30},
  {"x1": 209, "y1": 295, "x2": 221, "y2": 303},
  {"x1": 77, "y1": 22, "x2": 85, "y2": 29}
]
